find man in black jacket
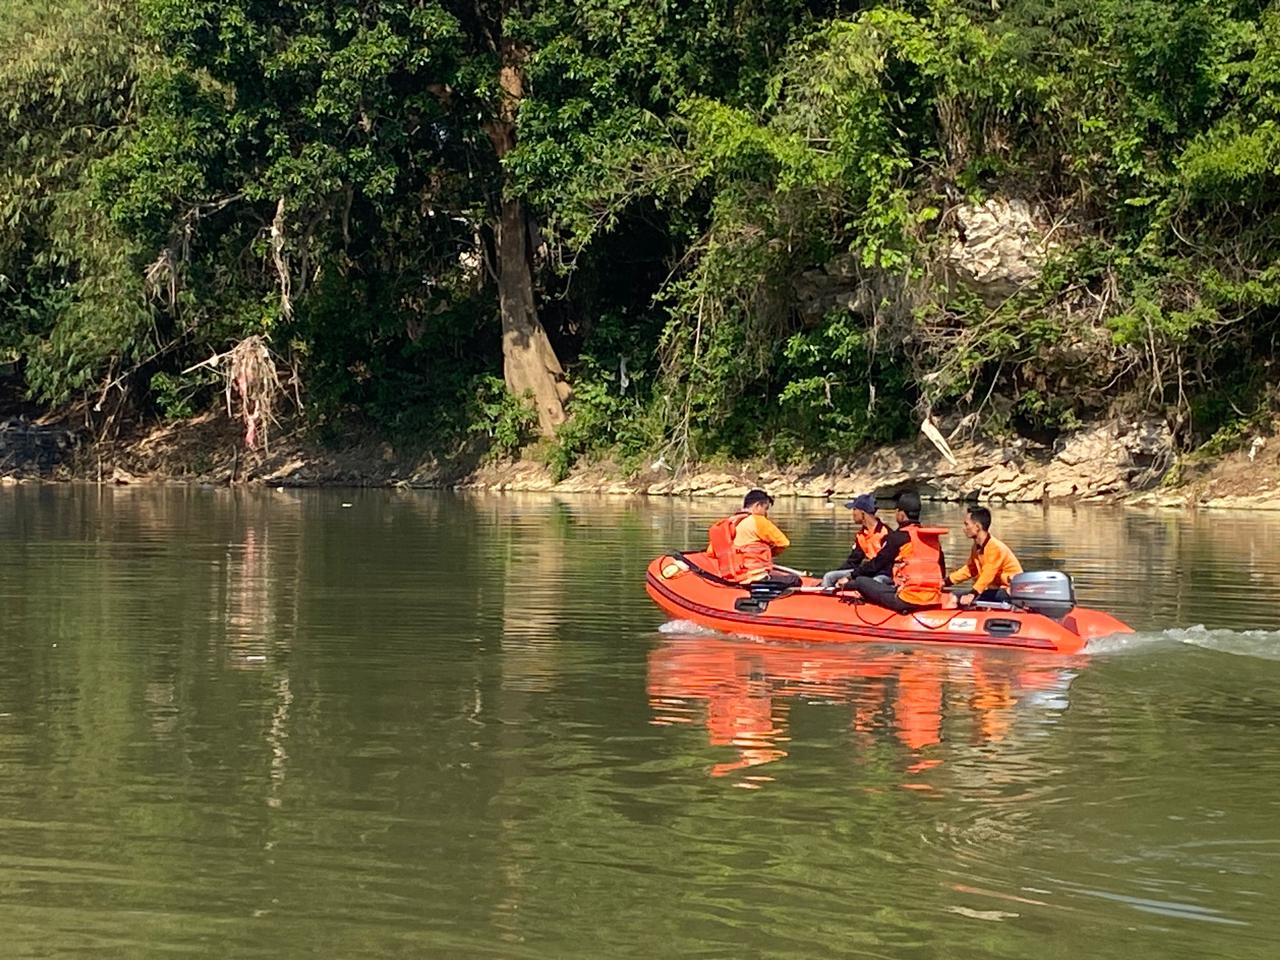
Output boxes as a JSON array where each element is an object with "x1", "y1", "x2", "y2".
[{"x1": 849, "y1": 491, "x2": 947, "y2": 613}]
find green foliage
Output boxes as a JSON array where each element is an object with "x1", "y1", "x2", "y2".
[
  {"x1": 469, "y1": 376, "x2": 537, "y2": 460},
  {"x1": 545, "y1": 360, "x2": 659, "y2": 481},
  {"x1": 1189, "y1": 389, "x2": 1275, "y2": 460},
  {"x1": 0, "y1": 0, "x2": 153, "y2": 402},
  {"x1": 543, "y1": 307, "x2": 665, "y2": 479},
  {"x1": 774, "y1": 314, "x2": 912, "y2": 457},
  {"x1": 149, "y1": 371, "x2": 196, "y2": 420},
  {"x1": 4, "y1": 0, "x2": 1280, "y2": 466}
]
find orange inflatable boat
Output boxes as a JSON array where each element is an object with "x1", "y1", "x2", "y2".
[{"x1": 646, "y1": 551, "x2": 1133, "y2": 654}]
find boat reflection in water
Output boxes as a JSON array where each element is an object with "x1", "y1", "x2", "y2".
[{"x1": 647, "y1": 633, "x2": 1078, "y2": 785}]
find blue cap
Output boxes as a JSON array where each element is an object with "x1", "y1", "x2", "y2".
[{"x1": 843, "y1": 494, "x2": 878, "y2": 514}]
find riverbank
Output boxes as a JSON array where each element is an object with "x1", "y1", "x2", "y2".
[{"x1": 3, "y1": 408, "x2": 1279, "y2": 509}]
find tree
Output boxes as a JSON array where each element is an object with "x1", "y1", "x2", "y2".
[
  {"x1": 99, "y1": 0, "x2": 575, "y2": 436},
  {"x1": 444, "y1": 1, "x2": 572, "y2": 434},
  {"x1": 0, "y1": 0, "x2": 149, "y2": 410}
]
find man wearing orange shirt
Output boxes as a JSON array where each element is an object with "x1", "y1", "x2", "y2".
[
  {"x1": 706, "y1": 489, "x2": 800, "y2": 587},
  {"x1": 948, "y1": 506, "x2": 1023, "y2": 605}
]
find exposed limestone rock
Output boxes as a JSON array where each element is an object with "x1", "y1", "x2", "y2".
[
  {"x1": 792, "y1": 252, "x2": 909, "y2": 323},
  {"x1": 945, "y1": 198, "x2": 1057, "y2": 305},
  {"x1": 4, "y1": 402, "x2": 1191, "y2": 505},
  {"x1": 793, "y1": 197, "x2": 1059, "y2": 319},
  {"x1": 771, "y1": 418, "x2": 1172, "y2": 503},
  {"x1": 645, "y1": 470, "x2": 750, "y2": 497}
]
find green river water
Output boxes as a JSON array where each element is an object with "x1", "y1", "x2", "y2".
[{"x1": 1, "y1": 486, "x2": 1277, "y2": 959}]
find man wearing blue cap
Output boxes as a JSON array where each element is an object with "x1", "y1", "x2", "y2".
[{"x1": 821, "y1": 494, "x2": 889, "y2": 590}]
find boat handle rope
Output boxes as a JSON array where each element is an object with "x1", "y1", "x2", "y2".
[
  {"x1": 910, "y1": 609, "x2": 965, "y2": 631},
  {"x1": 850, "y1": 603, "x2": 967, "y2": 631},
  {"x1": 851, "y1": 605, "x2": 898, "y2": 628}
]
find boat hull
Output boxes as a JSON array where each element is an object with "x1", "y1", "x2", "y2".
[{"x1": 646, "y1": 553, "x2": 1132, "y2": 655}]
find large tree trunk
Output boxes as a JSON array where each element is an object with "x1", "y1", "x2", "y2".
[
  {"x1": 486, "y1": 41, "x2": 569, "y2": 436},
  {"x1": 495, "y1": 194, "x2": 569, "y2": 435}
]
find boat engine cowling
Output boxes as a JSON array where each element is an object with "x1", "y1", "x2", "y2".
[{"x1": 1009, "y1": 571, "x2": 1076, "y2": 620}]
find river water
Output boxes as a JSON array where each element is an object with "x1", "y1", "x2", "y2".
[{"x1": 0, "y1": 486, "x2": 1277, "y2": 958}]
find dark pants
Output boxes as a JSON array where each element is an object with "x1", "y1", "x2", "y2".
[
  {"x1": 760, "y1": 570, "x2": 802, "y2": 588},
  {"x1": 852, "y1": 576, "x2": 925, "y2": 613}
]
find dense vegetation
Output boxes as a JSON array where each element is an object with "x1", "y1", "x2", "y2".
[{"x1": 3, "y1": 0, "x2": 1278, "y2": 472}]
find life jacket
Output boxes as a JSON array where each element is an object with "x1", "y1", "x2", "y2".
[
  {"x1": 707, "y1": 512, "x2": 775, "y2": 582},
  {"x1": 892, "y1": 525, "x2": 947, "y2": 606},
  {"x1": 855, "y1": 520, "x2": 888, "y2": 561}
]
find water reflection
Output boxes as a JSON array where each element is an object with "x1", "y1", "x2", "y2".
[
  {"x1": 649, "y1": 635, "x2": 1078, "y2": 787},
  {"x1": 3, "y1": 487, "x2": 1280, "y2": 958},
  {"x1": 496, "y1": 498, "x2": 571, "y2": 694}
]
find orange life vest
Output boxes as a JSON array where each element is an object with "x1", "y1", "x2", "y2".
[
  {"x1": 855, "y1": 521, "x2": 888, "y2": 561},
  {"x1": 892, "y1": 525, "x2": 946, "y2": 606},
  {"x1": 707, "y1": 512, "x2": 775, "y2": 582}
]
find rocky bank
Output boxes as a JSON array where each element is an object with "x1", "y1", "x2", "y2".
[{"x1": 5, "y1": 408, "x2": 1279, "y2": 510}]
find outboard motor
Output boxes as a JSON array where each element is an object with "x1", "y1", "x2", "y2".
[{"x1": 1009, "y1": 571, "x2": 1076, "y2": 620}]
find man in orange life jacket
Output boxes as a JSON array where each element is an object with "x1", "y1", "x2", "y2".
[
  {"x1": 821, "y1": 494, "x2": 889, "y2": 589},
  {"x1": 706, "y1": 489, "x2": 801, "y2": 588},
  {"x1": 948, "y1": 505, "x2": 1023, "y2": 605},
  {"x1": 849, "y1": 490, "x2": 947, "y2": 613}
]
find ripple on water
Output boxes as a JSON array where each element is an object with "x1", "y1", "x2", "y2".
[
  {"x1": 1089, "y1": 625, "x2": 1280, "y2": 659},
  {"x1": 1166, "y1": 624, "x2": 1280, "y2": 660},
  {"x1": 656, "y1": 619, "x2": 725, "y2": 637}
]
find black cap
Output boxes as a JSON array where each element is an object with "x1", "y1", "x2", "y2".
[
  {"x1": 743, "y1": 488, "x2": 774, "y2": 508},
  {"x1": 895, "y1": 490, "x2": 922, "y2": 519}
]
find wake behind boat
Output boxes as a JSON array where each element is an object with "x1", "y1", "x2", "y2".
[{"x1": 646, "y1": 551, "x2": 1132, "y2": 654}]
